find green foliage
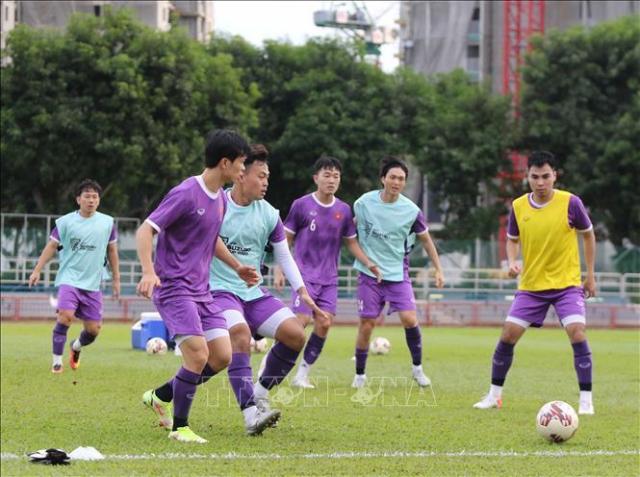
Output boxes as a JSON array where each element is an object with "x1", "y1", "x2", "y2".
[
  {"x1": 395, "y1": 69, "x2": 514, "y2": 239},
  {"x1": 521, "y1": 16, "x2": 640, "y2": 246},
  {"x1": 1, "y1": 323, "x2": 639, "y2": 475},
  {"x1": 1, "y1": 9, "x2": 258, "y2": 217}
]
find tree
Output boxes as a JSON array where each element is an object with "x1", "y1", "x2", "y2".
[
  {"x1": 1, "y1": 8, "x2": 258, "y2": 217},
  {"x1": 520, "y1": 15, "x2": 640, "y2": 246},
  {"x1": 396, "y1": 68, "x2": 514, "y2": 239}
]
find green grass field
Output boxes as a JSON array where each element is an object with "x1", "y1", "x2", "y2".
[{"x1": 1, "y1": 322, "x2": 638, "y2": 476}]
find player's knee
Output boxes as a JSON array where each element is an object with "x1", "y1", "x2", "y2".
[
  {"x1": 87, "y1": 322, "x2": 102, "y2": 335},
  {"x1": 316, "y1": 318, "x2": 331, "y2": 336},
  {"x1": 229, "y1": 326, "x2": 251, "y2": 352},
  {"x1": 57, "y1": 311, "x2": 73, "y2": 325},
  {"x1": 210, "y1": 351, "x2": 231, "y2": 371}
]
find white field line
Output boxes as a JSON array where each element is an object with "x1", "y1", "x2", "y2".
[{"x1": 2, "y1": 450, "x2": 639, "y2": 461}]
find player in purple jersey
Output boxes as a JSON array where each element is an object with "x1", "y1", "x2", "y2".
[
  {"x1": 473, "y1": 151, "x2": 597, "y2": 415},
  {"x1": 136, "y1": 129, "x2": 260, "y2": 444},
  {"x1": 351, "y1": 157, "x2": 445, "y2": 389},
  {"x1": 273, "y1": 156, "x2": 381, "y2": 389},
  {"x1": 29, "y1": 179, "x2": 119, "y2": 374}
]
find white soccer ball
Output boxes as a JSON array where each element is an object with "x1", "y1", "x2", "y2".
[
  {"x1": 146, "y1": 337, "x2": 168, "y2": 355},
  {"x1": 250, "y1": 337, "x2": 269, "y2": 353},
  {"x1": 370, "y1": 337, "x2": 391, "y2": 355},
  {"x1": 536, "y1": 401, "x2": 579, "y2": 443}
]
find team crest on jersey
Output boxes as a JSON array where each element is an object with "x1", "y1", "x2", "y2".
[
  {"x1": 335, "y1": 213, "x2": 342, "y2": 220},
  {"x1": 197, "y1": 208, "x2": 205, "y2": 216},
  {"x1": 309, "y1": 211, "x2": 317, "y2": 217}
]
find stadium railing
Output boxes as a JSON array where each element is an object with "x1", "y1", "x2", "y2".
[{"x1": 1, "y1": 258, "x2": 638, "y2": 326}]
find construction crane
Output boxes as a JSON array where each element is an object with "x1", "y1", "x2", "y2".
[{"x1": 313, "y1": 2, "x2": 397, "y2": 61}]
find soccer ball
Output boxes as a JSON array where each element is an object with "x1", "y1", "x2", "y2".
[
  {"x1": 146, "y1": 337, "x2": 168, "y2": 355},
  {"x1": 250, "y1": 337, "x2": 269, "y2": 353},
  {"x1": 536, "y1": 401, "x2": 579, "y2": 443},
  {"x1": 370, "y1": 337, "x2": 391, "y2": 355}
]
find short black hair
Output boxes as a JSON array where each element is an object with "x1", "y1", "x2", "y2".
[
  {"x1": 528, "y1": 150, "x2": 556, "y2": 170},
  {"x1": 245, "y1": 143, "x2": 269, "y2": 168},
  {"x1": 379, "y1": 156, "x2": 408, "y2": 178},
  {"x1": 313, "y1": 156, "x2": 342, "y2": 174},
  {"x1": 75, "y1": 179, "x2": 102, "y2": 197},
  {"x1": 204, "y1": 129, "x2": 251, "y2": 168}
]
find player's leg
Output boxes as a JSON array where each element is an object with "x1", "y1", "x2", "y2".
[
  {"x1": 68, "y1": 289, "x2": 103, "y2": 370},
  {"x1": 474, "y1": 291, "x2": 549, "y2": 409},
  {"x1": 387, "y1": 280, "x2": 429, "y2": 386},
  {"x1": 142, "y1": 298, "x2": 209, "y2": 443},
  {"x1": 353, "y1": 273, "x2": 385, "y2": 387},
  {"x1": 51, "y1": 285, "x2": 78, "y2": 373},
  {"x1": 253, "y1": 298, "x2": 305, "y2": 406},
  {"x1": 353, "y1": 317, "x2": 376, "y2": 388},
  {"x1": 292, "y1": 283, "x2": 335, "y2": 388},
  {"x1": 556, "y1": 287, "x2": 593, "y2": 414},
  {"x1": 397, "y1": 310, "x2": 431, "y2": 387}
]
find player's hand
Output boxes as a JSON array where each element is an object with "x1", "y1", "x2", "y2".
[
  {"x1": 28, "y1": 270, "x2": 40, "y2": 287},
  {"x1": 112, "y1": 277, "x2": 121, "y2": 299},
  {"x1": 298, "y1": 287, "x2": 329, "y2": 321},
  {"x1": 433, "y1": 269, "x2": 445, "y2": 288},
  {"x1": 137, "y1": 272, "x2": 161, "y2": 299},
  {"x1": 508, "y1": 262, "x2": 521, "y2": 278},
  {"x1": 583, "y1": 275, "x2": 596, "y2": 298},
  {"x1": 367, "y1": 263, "x2": 383, "y2": 283},
  {"x1": 273, "y1": 266, "x2": 285, "y2": 291},
  {"x1": 237, "y1": 265, "x2": 260, "y2": 287}
]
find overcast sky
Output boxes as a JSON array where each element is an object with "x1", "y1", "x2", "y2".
[{"x1": 213, "y1": 1, "x2": 401, "y2": 72}]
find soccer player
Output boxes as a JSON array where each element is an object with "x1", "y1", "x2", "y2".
[
  {"x1": 29, "y1": 179, "x2": 120, "y2": 374},
  {"x1": 351, "y1": 156, "x2": 444, "y2": 389},
  {"x1": 473, "y1": 151, "x2": 597, "y2": 415},
  {"x1": 137, "y1": 129, "x2": 259, "y2": 444},
  {"x1": 210, "y1": 144, "x2": 328, "y2": 434},
  {"x1": 273, "y1": 156, "x2": 382, "y2": 389}
]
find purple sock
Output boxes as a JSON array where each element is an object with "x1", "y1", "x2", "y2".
[
  {"x1": 155, "y1": 364, "x2": 217, "y2": 403},
  {"x1": 355, "y1": 348, "x2": 368, "y2": 375},
  {"x1": 52, "y1": 323, "x2": 69, "y2": 355},
  {"x1": 491, "y1": 340, "x2": 514, "y2": 386},
  {"x1": 172, "y1": 367, "x2": 201, "y2": 426},
  {"x1": 572, "y1": 340, "x2": 593, "y2": 391},
  {"x1": 303, "y1": 332, "x2": 326, "y2": 365},
  {"x1": 404, "y1": 326, "x2": 422, "y2": 366},
  {"x1": 78, "y1": 330, "x2": 97, "y2": 347},
  {"x1": 258, "y1": 342, "x2": 300, "y2": 390},
  {"x1": 228, "y1": 353, "x2": 255, "y2": 410}
]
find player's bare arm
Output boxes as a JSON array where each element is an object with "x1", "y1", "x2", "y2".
[
  {"x1": 107, "y1": 242, "x2": 121, "y2": 299},
  {"x1": 28, "y1": 240, "x2": 59, "y2": 287},
  {"x1": 343, "y1": 236, "x2": 382, "y2": 283},
  {"x1": 582, "y1": 229, "x2": 596, "y2": 298},
  {"x1": 506, "y1": 238, "x2": 522, "y2": 278},
  {"x1": 417, "y1": 231, "x2": 444, "y2": 288},
  {"x1": 135, "y1": 222, "x2": 161, "y2": 299}
]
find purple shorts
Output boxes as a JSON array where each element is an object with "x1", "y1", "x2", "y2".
[
  {"x1": 506, "y1": 286, "x2": 586, "y2": 328},
  {"x1": 292, "y1": 281, "x2": 337, "y2": 316},
  {"x1": 212, "y1": 289, "x2": 294, "y2": 339},
  {"x1": 153, "y1": 296, "x2": 227, "y2": 341},
  {"x1": 57, "y1": 284, "x2": 103, "y2": 321},
  {"x1": 357, "y1": 273, "x2": 416, "y2": 319}
]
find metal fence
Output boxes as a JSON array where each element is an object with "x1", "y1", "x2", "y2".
[{"x1": 2, "y1": 256, "x2": 639, "y2": 303}]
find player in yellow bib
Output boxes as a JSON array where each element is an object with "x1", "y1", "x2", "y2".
[{"x1": 473, "y1": 151, "x2": 597, "y2": 415}]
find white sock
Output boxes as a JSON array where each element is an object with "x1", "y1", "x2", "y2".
[
  {"x1": 254, "y1": 381, "x2": 269, "y2": 401},
  {"x1": 296, "y1": 361, "x2": 310, "y2": 379},
  {"x1": 412, "y1": 364, "x2": 423, "y2": 374},
  {"x1": 52, "y1": 354, "x2": 63, "y2": 366},
  {"x1": 242, "y1": 405, "x2": 257, "y2": 425},
  {"x1": 580, "y1": 390, "x2": 592, "y2": 404},
  {"x1": 71, "y1": 339, "x2": 82, "y2": 351},
  {"x1": 489, "y1": 384, "x2": 503, "y2": 399}
]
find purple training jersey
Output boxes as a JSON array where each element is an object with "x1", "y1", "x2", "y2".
[
  {"x1": 284, "y1": 193, "x2": 356, "y2": 285},
  {"x1": 146, "y1": 175, "x2": 227, "y2": 302}
]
